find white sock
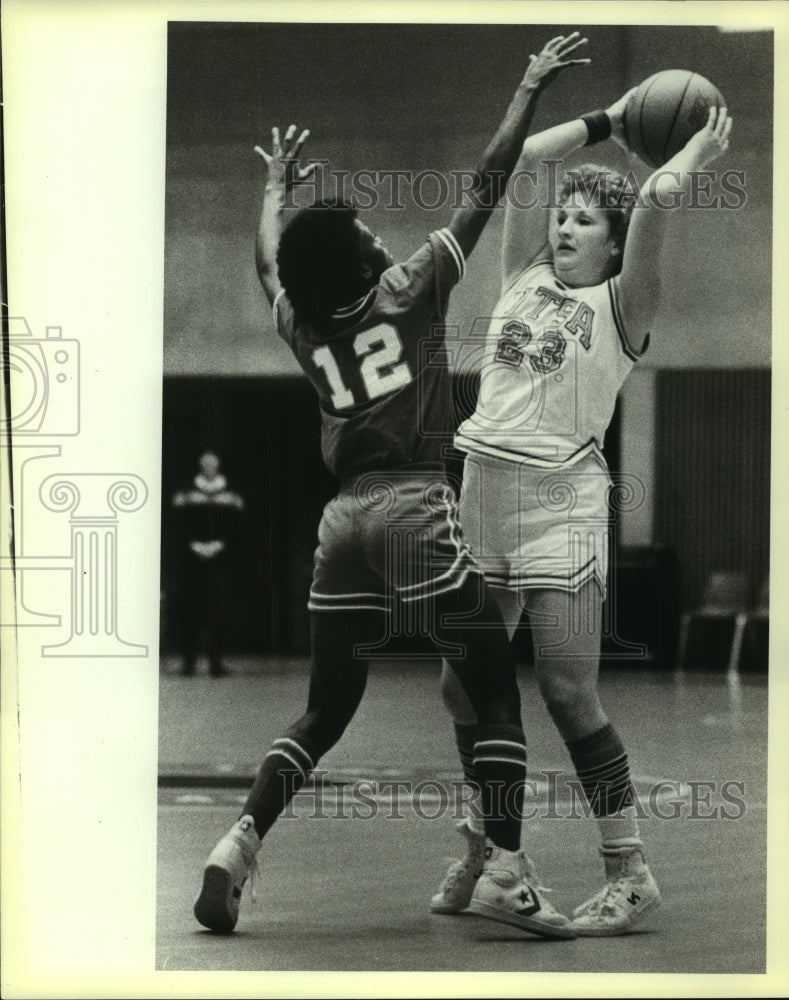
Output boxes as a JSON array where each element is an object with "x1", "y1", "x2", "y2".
[
  {"x1": 598, "y1": 806, "x2": 641, "y2": 850},
  {"x1": 466, "y1": 813, "x2": 486, "y2": 837}
]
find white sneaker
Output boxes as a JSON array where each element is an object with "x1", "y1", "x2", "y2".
[
  {"x1": 572, "y1": 847, "x2": 661, "y2": 936},
  {"x1": 194, "y1": 815, "x2": 261, "y2": 932},
  {"x1": 468, "y1": 843, "x2": 576, "y2": 939},
  {"x1": 430, "y1": 819, "x2": 486, "y2": 914}
]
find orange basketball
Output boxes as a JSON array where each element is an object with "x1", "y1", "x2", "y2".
[{"x1": 623, "y1": 69, "x2": 725, "y2": 168}]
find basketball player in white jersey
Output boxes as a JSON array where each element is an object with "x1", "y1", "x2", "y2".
[{"x1": 430, "y1": 94, "x2": 732, "y2": 934}]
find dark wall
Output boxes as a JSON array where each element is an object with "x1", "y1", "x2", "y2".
[
  {"x1": 655, "y1": 369, "x2": 771, "y2": 609},
  {"x1": 161, "y1": 376, "x2": 334, "y2": 654}
]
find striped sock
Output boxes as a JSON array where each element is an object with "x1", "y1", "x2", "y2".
[
  {"x1": 454, "y1": 723, "x2": 478, "y2": 785},
  {"x1": 473, "y1": 724, "x2": 526, "y2": 851},
  {"x1": 566, "y1": 723, "x2": 641, "y2": 846},
  {"x1": 453, "y1": 723, "x2": 485, "y2": 834},
  {"x1": 242, "y1": 736, "x2": 316, "y2": 839}
]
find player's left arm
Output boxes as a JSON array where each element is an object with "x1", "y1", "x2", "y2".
[
  {"x1": 254, "y1": 124, "x2": 318, "y2": 306},
  {"x1": 616, "y1": 105, "x2": 732, "y2": 351}
]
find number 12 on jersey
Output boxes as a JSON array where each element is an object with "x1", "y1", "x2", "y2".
[{"x1": 312, "y1": 324, "x2": 413, "y2": 410}]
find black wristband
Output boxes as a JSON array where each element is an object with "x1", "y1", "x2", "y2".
[{"x1": 580, "y1": 110, "x2": 612, "y2": 146}]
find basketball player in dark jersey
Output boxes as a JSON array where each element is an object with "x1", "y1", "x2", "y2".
[{"x1": 194, "y1": 33, "x2": 590, "y2": 938}]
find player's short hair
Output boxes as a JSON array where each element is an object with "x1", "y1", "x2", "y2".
[
  {"x1": 277, "y1": 199, "x2": 364, "y2": 324},
  {"x1": 559, "y1": 164, "x2": 635, "y2": 262}
]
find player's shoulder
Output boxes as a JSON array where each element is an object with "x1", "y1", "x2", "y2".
[{"x1": 381, "y1": 228, "x2": 465, "y2": 295}]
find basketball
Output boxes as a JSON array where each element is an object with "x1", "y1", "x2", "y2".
[{"x1": 623, "y1": 70, "x2": 725, "y2": 168}]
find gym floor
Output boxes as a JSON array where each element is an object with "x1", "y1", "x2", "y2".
[{"x1": 156, "y1": 656, "x2": 767, "y2": 976}]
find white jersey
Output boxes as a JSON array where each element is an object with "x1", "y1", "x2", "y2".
[{"x1": 455, "y1": 258, "x2": 648, "y2": 467}]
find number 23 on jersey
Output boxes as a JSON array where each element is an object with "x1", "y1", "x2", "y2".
[{"x1": 312, "y1": 324, "x2": 413, "y2": 410}]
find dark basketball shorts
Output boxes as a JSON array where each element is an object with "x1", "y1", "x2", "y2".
[{"x1": 308, "y1": 469, "x2": 483, "y2": 612}]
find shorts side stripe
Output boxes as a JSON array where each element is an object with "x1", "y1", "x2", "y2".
[
  {"x1": 396, "y1": 499, "x2": 478, "y2": 600},
  {"x1": 308, "y1": 593, "x2": 390, "y2": 612},
  {"x1": 483, "y1": 558, "x2": 604, "y2": 593}
]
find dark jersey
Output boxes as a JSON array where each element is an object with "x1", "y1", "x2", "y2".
[{"x1": 273, "y1": 229, "x2": 465, "y2": 477}]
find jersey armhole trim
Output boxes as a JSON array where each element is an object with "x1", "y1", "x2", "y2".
[
  {"x1": 272, "y1": 289, "x2": 286, "y2": 336},
  {"x1": 608, "y1": 277, "x2": 648, "y2": 361},
  {"x1": 435, "y1": 228, "x2": 466, "y2": 281}
]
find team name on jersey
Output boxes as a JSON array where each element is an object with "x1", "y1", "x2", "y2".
[{"x1": 516, "y1": 285, "x2": 595, "y2": 350}]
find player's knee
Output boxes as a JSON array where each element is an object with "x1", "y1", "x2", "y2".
[
  {"x1": 537, "y1": 671, "x2": 597, "y2": 729},
  {"x1": 473, "y1": 683, "x2": 522, "y2": 727},
  {"x1": 287, "y1": 706, "x2": 352, "y2": 759}
]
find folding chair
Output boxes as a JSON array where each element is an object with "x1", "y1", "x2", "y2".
[
  {"x1": 676, "y1": 570, "x2": 749, "y2": 671},
  {"x1": 731, "y1": 575, "x2": 769, "y2": 673}
]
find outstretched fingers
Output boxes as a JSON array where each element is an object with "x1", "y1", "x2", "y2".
[
  {"x1": 556, "y1": 32, "x2": 589, "y2": 58},
  {"x1": 542, "y1": 31, "x2": 589, "y2": 66},
  {"x1": 290, "y1": 127, "x2": 311, "y2": 160},
  {"x1": 298, "y1": 161, "x2": 319, "y2": 183},
  {"x1": 253, "y1": 125, "x2": 283, "y2": 163},
  {"x1": 282, "y1": 123, "x2": 297, "y2": 150},
  {"x1": 253, "y1": 123, "x2": 315, "y2": 177},
  {"x1": 717, "y1": 109, "x2": 732, "y2": 152},
  {"x1": 707, "y1": 106, "x2": 732, "y2": 149}
]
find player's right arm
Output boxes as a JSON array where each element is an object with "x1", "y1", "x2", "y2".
[
  {"x1": 447, "y1": 33, "x2": 590, "y2": 263},
  {"x1": 254, "y1": 125, "x2": 318, "y2": 306},
  {"x1": 500, "y1": 119, "x2": 588, "y2": 291},
  {"x1": 499, "y1": 88, "x2": 637, "y2": 292}
]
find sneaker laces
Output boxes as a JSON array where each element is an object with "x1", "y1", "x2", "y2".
[
  {"x1": 247, "y1": 856, "x2": 262, "y2": 903},
  {"x1": 582, "y1": 877, "x2": 628, "y2": 916},
  {"x1": 519, "y1": 854, "x2": 556, "y2": 897},
  {"x1": 439, "y1": 862, "x2": 461, "y2": 891},
  {"x1": 439, "y1": 857, "x2": 474, "y2": 890},
  {"x1": 485, "y1": 852, "x2": 556, "y2": 899},
  {"x1": 234, "y1": 829, "x2": 261, "y2": 904}
]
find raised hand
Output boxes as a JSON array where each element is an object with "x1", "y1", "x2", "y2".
[
  {"x1": 684, "y1": 105, "x2": 732, "y2": 167},
  {"x1": 254, "y1": 124, "x2": 319, "y2": 191},
  {"x1": 522, "y1": 32, "x2": 590, "y2": 91},
  {"x1": 606, "y1": 87, "x2": 639, "y2": 152}
]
